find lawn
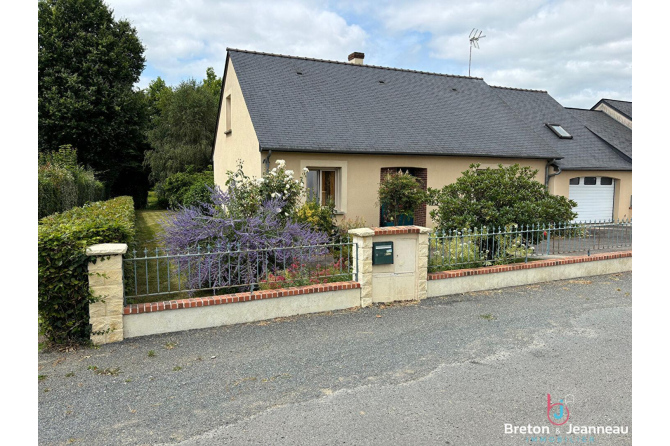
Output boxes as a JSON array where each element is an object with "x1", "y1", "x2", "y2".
[
  {"x1": 133, "y1": 209, "x2": 171, "y2": 252},
  {"x1": 128, "y1": 209, "x2": 228, "y2": 304}
]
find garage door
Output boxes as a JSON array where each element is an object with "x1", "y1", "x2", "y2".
[{"x1": 568, "y1": 176, "x2": 614, "y2": 222}]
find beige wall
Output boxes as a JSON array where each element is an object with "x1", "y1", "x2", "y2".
[
  {"x1": 213, "y1": 58, "x2": 263, "y2": 189},
  {"x1": 264, "y1": 152, "x2": 548, "y2": 227},
  {"x1": 549, "y1": 170, "x2": 632, "y2": 220}
]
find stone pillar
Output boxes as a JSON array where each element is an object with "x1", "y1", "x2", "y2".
[
  {"x1": 86, "y1": 243, "x2": 128, "y2": 345},
  {"x1": 417, "y1": 229, "x2": 431, "y2": 300},
  {"x1": 348, "y1": 228, "x2": 375, "y2": 307}
]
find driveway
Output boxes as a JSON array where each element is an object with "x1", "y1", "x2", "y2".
[{"x1": 38, "y1": 272, "x2": 632, "y2": 445}]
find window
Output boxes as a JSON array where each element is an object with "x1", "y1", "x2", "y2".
[
  {"x1": 569, "y1": 178, "x2": 580, "y2": 185},
  {"x1": 546, "y1": 123, "x2": 572, "y2": 139},
  {"x1": 306, "y1": 169, "x2": 339, "y2": 208},
  {"x1": 224, "y1": 94, "x2": 232, "y2": 134},
  {"x1": 584, "y1": 177, "x2": 597, "y2": 185},
  {"x1": 600, "y1": 177, "x2": 613, "y2": 185}
]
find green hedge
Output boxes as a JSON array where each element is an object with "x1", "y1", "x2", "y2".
[
  {"x1": 38, "y1": 196, "x2": 135, "y2": 345},
  {"x1": 38, "y1": 147, "x2": 106, "y2": 219},
  {"x1": 155, "y1": 169, "x2": 214, "y2": 209}
]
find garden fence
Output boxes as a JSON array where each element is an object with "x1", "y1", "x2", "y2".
[
  {"x1": 428, "y1": 219, "x2": 632, "y2": 272},
  {"x1": 123, "y1": 238, "x2": 357, "y2": 304}
]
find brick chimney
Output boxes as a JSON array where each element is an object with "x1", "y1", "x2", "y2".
[{"x1": 348, "y1": 52, "x2": 365, "y2": 65}]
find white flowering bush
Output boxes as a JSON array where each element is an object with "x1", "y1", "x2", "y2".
[{"x1": 225, "y1": 159, "x2": 306, "y2": 221}]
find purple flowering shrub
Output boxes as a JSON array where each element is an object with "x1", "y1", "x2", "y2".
[{"x1": 159, "y1": 186, "x2": 330, "y2": 293}]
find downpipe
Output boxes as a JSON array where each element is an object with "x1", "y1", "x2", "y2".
[{"x1": 545, "y1": 159, "x2": 562, "y2": 188}]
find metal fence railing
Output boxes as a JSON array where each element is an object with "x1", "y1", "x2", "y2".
[
  {"x1": 123, "y1": 238, "x2": 357, "y2": 304},
  {"x1": 428, "y1": 219, "x2": 632, "y2": 273}
]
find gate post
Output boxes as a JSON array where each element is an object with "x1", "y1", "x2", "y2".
[
  {"x1": 349, "y1": 228, "x2": 375, "y2": 307},
  {"x1": 87, "y1": 243, "x2": 127, "y2": 345}
]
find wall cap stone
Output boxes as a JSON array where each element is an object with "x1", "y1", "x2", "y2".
[
  {"x1": 87, "y1": 243, "x2": 128, "y2": 256},
  {"x1": 348, "y1": 228, "x2": 375, "y2": 237}
]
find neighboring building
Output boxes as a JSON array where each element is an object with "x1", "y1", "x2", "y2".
[{"x1": 212, "y1": 48, "x2": 632, "y2": 226}]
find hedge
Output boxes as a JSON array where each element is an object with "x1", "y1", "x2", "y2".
[
  {"x1": 38, "y1": 196, "x2": 135, "y2": 345},
  {"x1": 155, "y1": 169, "x2": 215, "y2": 209},
  {"x1": 38, "y1": 147, "x2": 106, "y2": 219}
]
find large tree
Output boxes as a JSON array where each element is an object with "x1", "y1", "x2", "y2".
[
  {"x1": 143, "y1": 68, "x2": 222, "y2": 184},
  {"x1": 38, "y1": 0, "x2": 150, "y2": 207}
]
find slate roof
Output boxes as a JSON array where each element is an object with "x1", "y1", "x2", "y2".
[
  {"x1": 226, "y1": 49, "x2": 561, "y2": 160},
  {"x1": 491, "y1": 87, "x2": 632, "y2": 171},
  {"x1": 592, "y1": 99, "x2": 632, "y2": 120},
  {"x1": 567, "y1": 108, "x2": 632, "y2": 161}
]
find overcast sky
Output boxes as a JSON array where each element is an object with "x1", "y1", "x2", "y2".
[{"x1": 106, "y1": 0, "x2": 631, "y2": 109}]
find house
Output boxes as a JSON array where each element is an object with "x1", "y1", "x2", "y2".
[{"x1": 212, "y1": 48, "x2": 632, "y2": 226}]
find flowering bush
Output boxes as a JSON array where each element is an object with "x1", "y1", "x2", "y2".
[
  {"x1": 296, "y1": 198, "x2": 336, "y2": 237},
  {"x1": 225, "y1": 159, "x2": 306, "y2": 221},
  {"x1": 159, "y1": 186, "x2": 329, "y2": 292},
  {"x1": 259, "y1": 259, "x2": 350, "y2": 290}
]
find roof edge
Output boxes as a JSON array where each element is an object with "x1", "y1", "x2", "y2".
[
  {"x1": 260, "y1": 146, "x2": 562, "y2": 160},
  {"x1": 490, "y1": 85, "x2": 548, "y2": 93},
  {"x1": 590, "y1": 98, "x2": 632, "y2": 120},
  {"x1": 227, "y1": 48, "x2": 483, "y2": 80}
]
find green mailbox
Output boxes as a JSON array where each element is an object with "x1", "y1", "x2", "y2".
[{"x1": 372, "y1": 241, "x2": 394, "y2": 265}]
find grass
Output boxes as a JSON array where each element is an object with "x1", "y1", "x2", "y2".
[
  {"x1": 134, "y1": 209, "x2": 172, "y2": 251},
  {"x1": 145, "y1": 190, "x2": 163, "y2": 210},
  {"x1": 479, "y1": 313, "x2": 496, "y2": 321},
  {"x1": 148, "y1": 350, "x2": 156, "y2": 357}
]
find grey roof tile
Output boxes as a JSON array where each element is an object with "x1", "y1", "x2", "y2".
[
  {"x1": 228, "y1": 49, "x2": 561, "y2": 159},
  {"x1": 491, "y1": 86, "x2": 631, "y2": 171},
  {"x1": 568, "y1": 108, "x2": 632, "y2": 160}
]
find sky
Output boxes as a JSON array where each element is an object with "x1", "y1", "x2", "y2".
[{"x1": 105, "y1": 0, "x2": 632, "y2": 109}]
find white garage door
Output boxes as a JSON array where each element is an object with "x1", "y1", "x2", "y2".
[{"x1": 569, "y1": 176, "x2": 615, "y2": 222}]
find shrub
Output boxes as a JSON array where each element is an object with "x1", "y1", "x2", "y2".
[
  {"x1": 296, "y1": 199, "x2": 336, "y2": 237},
  {"x1": 428, "y1": 233, "x2": 486, "y2": 272},
  {"x1": 378, "y1": 170, "x2": 427, "y2": 226},
  {"x1": 38, "y1": 196, "x2": 135, "y2": 345},
  {"x1": 225, "y1": 159, "x2": 306, "y2": 221},
  {"x1": 156, "y1": 168, "x2": 214, "y2": 209},
  {"x1": 429, "y1": 163, "x2": 577, "y2": 232},
  {"x1": 38, "y1": 147, "x2": 105, "y2": 219},
  {"x1": 259, "y1": 258, "x2": 350, "y2": 290},
  {"x1": 158, "y1": 188, "x2": 329, "y2": 292}
]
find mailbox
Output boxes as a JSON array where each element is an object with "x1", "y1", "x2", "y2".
[{"x1": 372, "y1": 241, "x2": 394, "y2": 265}]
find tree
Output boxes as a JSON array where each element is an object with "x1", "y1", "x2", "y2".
[
  {"x1": 143, "y1": 68, "x2": 222, "y2": 184},
  {"x1": 429, "y1": 164, "x2": 577, "y2": 231},
  {"x1": 38, "y1": 0, "x2": 150, "y2": 207}
]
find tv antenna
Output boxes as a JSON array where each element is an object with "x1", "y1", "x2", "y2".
[{"x1": 469, "y1": 28, "x2": 485, "y2": 76}]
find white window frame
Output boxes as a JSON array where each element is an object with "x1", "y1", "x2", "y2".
[{"x1": 300, "y1": 159, "x2": 348, "y2": 214}]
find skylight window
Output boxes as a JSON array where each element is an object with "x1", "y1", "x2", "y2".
[{"x1": 546, "y1": 124, "x2": 572, "y2": 139}]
